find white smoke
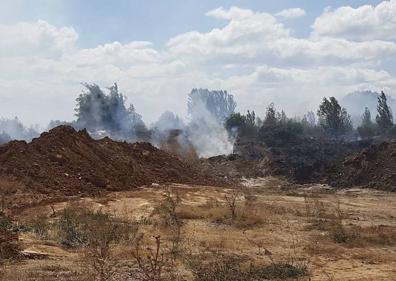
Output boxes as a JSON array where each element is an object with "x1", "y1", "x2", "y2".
[
  {"x1": 0, "y1": 117, "x2": 39, "y2": 144},
  {"x1": 187, "y1": 100, "x2": 234, "y2": 157}
]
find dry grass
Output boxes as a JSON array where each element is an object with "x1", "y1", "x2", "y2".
[{"x1": 2, "y1": 182, "x2": 396, "y2": 280}]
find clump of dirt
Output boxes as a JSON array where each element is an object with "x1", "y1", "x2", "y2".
[
  {"x1": 0, "y1": 126, "x2": 222, "y2": 202},
  {"x1": 327, "y1": 142, "x2": 396, "y2": 191}
]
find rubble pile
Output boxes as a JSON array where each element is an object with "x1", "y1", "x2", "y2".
[{"x1": 327, "y1": 142, "x2": 396, "y2": 191}]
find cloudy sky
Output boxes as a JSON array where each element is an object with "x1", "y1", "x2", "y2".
[{"x1": 1, "y1": 0, "x2": 395, "y2": 126}]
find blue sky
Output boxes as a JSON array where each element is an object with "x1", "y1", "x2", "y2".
[
  {"x1": 0, "y1": 0, "x2": 395, "y2": 126},
  {"x1": 2, "y1": 0, "x2": 382, "y2": 47}
]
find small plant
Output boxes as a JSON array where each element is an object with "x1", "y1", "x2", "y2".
[
  {"x1": 56, "y1": 206, "x2": 87, "y2": 247},
  {"x1": 84, "y1": 212, "x2": 129, "y2": 281},
  {"x1": 187, "y1": 252, "x2": 247, "y2": 281},
  {"x1": 28, "y1": 214, "x2": 50, "y2": 239},
  {"x1": 251, "y1": 262, "x2": 309, "y2": 280},
  {"x1": 131, "y1": 234, "x2": 174, "y2": 281},
  {"x1": 155, "y1": 189, "x2": 184, "y2": 259},
  {"x1": 224, "y1": 189, "x2": 241, "y2": 221}
]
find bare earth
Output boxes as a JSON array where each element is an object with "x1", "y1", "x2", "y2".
[{"x1": 4, "y1": 177, "x2": 396, "y2": 281}]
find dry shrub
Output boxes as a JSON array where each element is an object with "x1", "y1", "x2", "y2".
[
  {"x1": 153, "y1": 189, "x2": 184, "y2": 259},
  {"x1": 83, "y1": 212, "x2": 137, "y2": 281},
  {"x1": 304, "y1": 196, "x2": 396, "y2": 247},
  {"x1": 0, "y1": 213, "x2": 20, "y2": 263},
  {"x1": 186, "y1": 251, "x2": 309, "y2": 281},
  {"x1": 27, "y1": 214, "x2": 50, "y2": 239},
  {"x1": 54, "y1": 205, "x2": 138, "y2": 280},
  {"x1": 176, "y1": 189, "x2": 267, "y2": 229},
  {"x1": 130, "y1": 234, "x2": 180, "y2": 281},
  {"x1": 304, "y1": 196, "x2": 347, "y2": 232},
  {"x1": 224, "y1": 189, "x2": 241, "y2": 221},
  {"x1": 186, "y1": 252, "x2": 247, "y2": 281},
  {"x1": 333, "y1": 224, "x2": 396, "y2": 247}
]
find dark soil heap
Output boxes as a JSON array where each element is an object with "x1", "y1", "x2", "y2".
[
  {"x1": 0, "y1": 126, "x2": 218, "y2": 198},
  {"x1": 203, "y1": 136, "x2": 370, "y2": 184},
  {"x1": 327, "y1": 142, "x2": 396, "y2": 191}
]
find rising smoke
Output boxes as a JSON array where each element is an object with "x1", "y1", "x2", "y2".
[
  {"x1": 0, "y1": 117, "x2": 39, "y2": 144},
  {"x1": 150, "y1": 89, "x2": 236, "y2": 157},
  {"x1": 74, "y1": 83, "x2": 148, "y2": 141},
  {"x1": 186, "y1": 89, "x2": 236, "y2": 157}
]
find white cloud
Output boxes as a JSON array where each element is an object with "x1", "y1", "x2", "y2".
[
  {"x1": 206, "y1": 6, "x2": 254, "y2": 20},
  {"x1": 276, "y1": 8, "x2": 306, "y2": 19},
  {"x1": 0, "y1": 20, "x2": 78, "y2": 58},
  {"x1": 0, "y1": 3, "x2": 396, "y2": 127},
  {"x1": 312, "y1": 0, "x2": 396, "y2": 41}
]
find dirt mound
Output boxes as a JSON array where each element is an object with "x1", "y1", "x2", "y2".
[
  {"x1": 0, "y1": 126, "x2": 220, "y2": 200},
  {"x1": 204, "y1": 136, "x2": 371, "y2": 184},
  {"x1": 327, "y1": 142, "x2": 396, "y2": 191}
]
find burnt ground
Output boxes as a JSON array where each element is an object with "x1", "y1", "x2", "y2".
[{"x1": 203, "y1": 136, "x2": 372, "y2": 186}]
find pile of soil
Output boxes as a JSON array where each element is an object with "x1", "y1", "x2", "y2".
[
  {"x1": 201, "y1": 154, "x2": 264, "y2": 180},
  {"x1": 327, "y1": 142, "x2": 396, "y2": 191},
  {"x1": 204, "y1": 136, "x2": 370, "y2": 184},
  {"x1": 0, "y1": 126, "x2": 221, "y2": 200}
]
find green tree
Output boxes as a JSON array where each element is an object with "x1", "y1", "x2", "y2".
[
  {"x1": 357, "y1": 107, "x2": 375, "y2": 139},
  {"x1": 317, "y1": 97, "x2": 352, "y2": 136},
  {"x1": 376, "y1": 91, "x2": 393, "y2": 132},
  {"x1": 263, "y1": 103, "x2": 277, "y2": 128},
  {"x1": 225, "y1": 110, "x2": 256, "y2": 137}
]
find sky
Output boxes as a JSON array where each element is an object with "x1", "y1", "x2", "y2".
[{"x1": 1, "y1": 0, "x2": 395, "y2": 127}]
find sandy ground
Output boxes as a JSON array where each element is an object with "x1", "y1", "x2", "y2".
[{"x1": 4, "y1": 177, "x2": 396, "y2": 281}]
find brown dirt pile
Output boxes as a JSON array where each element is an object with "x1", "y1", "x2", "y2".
[
  {"x1": 327, "y1": 142, "x2": 396, "y2": 191},
  {"x1": 0, "y1": 126, "x2": 221, "y2": 199}
]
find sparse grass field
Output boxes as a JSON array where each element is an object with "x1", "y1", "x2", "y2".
[{"x1": 1, "y1": 177, "x2": 396, "y2": 280}]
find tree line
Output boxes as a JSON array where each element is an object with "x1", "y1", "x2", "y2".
[{"x1": 226, "y1": 91, "x2": 394, "y2": 141}]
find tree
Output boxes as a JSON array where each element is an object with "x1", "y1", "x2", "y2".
[
  {"x1": 376, "y1": 91, "x2": 393, "y2": 132},
  {"x1": 317, "y1": 97, "x2": 352, "y2": 136},
  {"x1": 357, "y1": 107, "x2": 376, "y2": 139},
  {"x1": 302, "y1": 111, "x2": 316, "y2": 127},
  {"x1": 187, "y1": 89, "x2": 236, "y2": 123},
  {"x1": 263, "y1": 103, "x2": 277, "y2": 128},
  {"x1": 75, "y1": 83, "x2": 147, "y2": 139},
  {"x1": 225, "y1": 110, "x2": 257, "y2": 137}
]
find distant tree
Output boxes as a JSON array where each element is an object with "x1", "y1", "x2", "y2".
[
  {"x1": 302, "y1": 111, "x2": 316, "y2": 126},
  {"x1": 357, "y1": 107, "x2": 376, "y2": 139},
  {"x1": 263, "y1": 103, "x2": 277, "y2": 128},
  {"x1": 259, "y1": 104, "x2": 304, "y2": 145},
  {"x1": 187, "y1": 89, "x2": 236, "y2": 122},
  {"x1": 75, "y1": 83, "x2": 146, "y2": 139},
  {"x1": 376, "y1": 91, "x2": 393, "y2": 132},
  {"x1": 317, "y1": 97, "x2": 352, "y2": 136},
  {"x1": 245, "y1": 110, "x2": 256, "y2": 129},
  {"x1": 277, "y1": 110, "x2": 287, "y2": 124},
  {"x1": 225, "y1": 110, "x2": 256, "y2": 137}
]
